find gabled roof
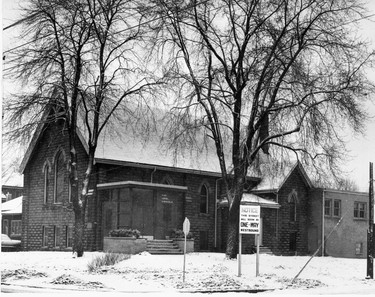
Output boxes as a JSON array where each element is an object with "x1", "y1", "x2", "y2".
[
  {"x1": 19, "y1": 104, "x2": 260, "y2": 180},
  {"x1": 252, "y1": 161, "x2": 313, "y2": 193},
  {"x1": 1, "y1": 196, "x2": 23, "y2": 215}
]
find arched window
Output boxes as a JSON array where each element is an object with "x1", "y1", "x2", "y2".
[
  {"x1": 200, "y1": 184, "x2": 209, "y2": 214},
  {"x1": 288, "y1": 190, "x2": 298, "y2": 222},
  {"x1": 54, "y1": 151, "x2": 65, "y2": 203},
  {"x1": 43, "y1": 162, "x2": 50, "y2": 204}
]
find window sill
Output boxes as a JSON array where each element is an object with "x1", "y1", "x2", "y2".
[{"x1": 353, "y1": 217, "x2": 367, "y2": 221}]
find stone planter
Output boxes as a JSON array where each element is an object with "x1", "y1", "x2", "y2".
[
  {"x1": 173, "y1": 238, "x2": 194, "y2": 253},
  {"x1": 103, "y1": 237, "x2": 147, "y2": 254}
]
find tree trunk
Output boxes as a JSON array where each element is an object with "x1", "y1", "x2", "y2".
[
  {"x1": 73, "y1": 206, "x2": 85, "y2": 257},
  {"x1": 226, "y1": 203, "x2": 240, "y2": 258},
  {"x1": 73, "y1": 149, "x2": 94, "y2": 257},
  {"x1": 225, "y1": 186, "x2": 242, "y2": 259}
]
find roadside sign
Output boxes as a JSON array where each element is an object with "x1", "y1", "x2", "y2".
[
  {"x1": 239, "y1": 205, "x2": 260, "y2": 234},
  {"x1": 183, "y1": 217, "x2": 190, "y2": 236},
  {"x1": 238, "y1": 205, "x2": 261, "y2": 277}
]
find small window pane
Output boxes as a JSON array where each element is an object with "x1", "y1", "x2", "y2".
[{"x1": 333, "y1": 200, "x2": 341, "y2": 217}]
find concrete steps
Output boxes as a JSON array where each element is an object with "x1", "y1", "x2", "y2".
[{"x1": 146, "y1": 239, "x2": 183, "y2": 255}]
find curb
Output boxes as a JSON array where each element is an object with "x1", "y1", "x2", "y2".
[{"x1": 2, "y1": 282, "x2": 275, "y2": 294}]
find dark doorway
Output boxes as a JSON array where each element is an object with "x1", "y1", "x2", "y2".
[
  {"x1": 289, "y1": 232, "x2": 297, "y2": 252},
  {"x1": 199, "y1": 231, "x2": 209, "y2": 250}
]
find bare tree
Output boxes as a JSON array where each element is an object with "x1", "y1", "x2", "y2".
[
  {"x1": 4, "y1": 0, "x2": 161, "y2": 257},
  {"x1": 336, "y1": 178, "x2": 360, "y2": 192},
  {"x1": 152, "y1": 0, "x2": 374, "y2": 258}
]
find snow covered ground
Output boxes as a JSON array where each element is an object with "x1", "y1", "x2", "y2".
[{"x1": 1, "y1": 251, "x2": 375, "y2": 295}]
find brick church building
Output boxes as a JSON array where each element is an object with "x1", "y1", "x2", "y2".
[{"x1": 19, "y1": 110, "x2": 369, "y2": 257}]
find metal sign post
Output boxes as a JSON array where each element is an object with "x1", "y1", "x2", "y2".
[
  {"x1": 183, "y1": 217, "x2": 190, "y2": 283},
  {"x1": 256, "y1": 233, "x2": 260, "y2": 277},
  {"x1": 367, "y1": 163, "x2": 374, "y2": 279},
  {"x1": 239, "y1": 205, "x2": 261, "y2": 277}
]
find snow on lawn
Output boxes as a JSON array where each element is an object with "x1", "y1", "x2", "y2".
[{"x1": 1, "y1": 251, "x2": 375, "y2": 294}]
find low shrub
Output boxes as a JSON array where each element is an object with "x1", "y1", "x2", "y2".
[
  {"x1": 87, "y1": 252, "x2": 130, "y2": 272},
  {"x1": 170, "y1": 229, "x2": 194, "y2": 239},
  {"x1": 109, "y1": 229, "x2": 141, "y2": 238}
]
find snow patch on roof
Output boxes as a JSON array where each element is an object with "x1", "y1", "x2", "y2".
[{"x1": 1, "y1": 196, "x2": 23, "y2": 215}]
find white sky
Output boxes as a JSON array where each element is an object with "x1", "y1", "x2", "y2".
[{"x1": 2, "y1": 0, "x2": 375, "y2": 191}]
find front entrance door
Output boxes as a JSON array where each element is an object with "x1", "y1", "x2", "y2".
[{"x1": 132, "y1": 188, "x2": 154, "y2": 236}]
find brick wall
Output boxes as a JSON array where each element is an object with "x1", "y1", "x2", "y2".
[
  {"x1": 22, "y1": 119, "x2": 91, "y2": 251},
  {"x1": 274, "y1": 167, "x2": 310, "y2": 255}
]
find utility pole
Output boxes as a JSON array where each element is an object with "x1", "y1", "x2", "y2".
[{"x1": 367, "y1": 162, "x2": 374, "y2": 279}]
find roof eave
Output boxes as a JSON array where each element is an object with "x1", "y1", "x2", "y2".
[{"x1": 95, "y1": 158, "x2": 261, "y2": 181}]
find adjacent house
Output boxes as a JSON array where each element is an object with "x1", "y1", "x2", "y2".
[
  {"x1": 2, "y1": 185, "x2": 23, "y2": 203},
  {"x1": 309, "y1": 189, "x2": 369, "y2": 258},
  {"x1": 18, "y1": 107, "x2": 370, "y2": 257},
  {"x1": 1, "y1": 196, "x2": 23, "y2": 240}
]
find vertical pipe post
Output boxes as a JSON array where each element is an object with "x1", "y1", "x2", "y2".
[
  {"x1": 322, "y1": 190, "x2": 325, "y2": 257},
  {"x1": 238, "y1": 234, "x2": 242, "y2": 277},
  {"x1": 367, "y1": 162, "x2": 374, "y2": 279}
]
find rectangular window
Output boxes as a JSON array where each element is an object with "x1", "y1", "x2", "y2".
[
  {"x1": 65, "y1": 226, "x2": 73, "y2": 248},
  {"x1": 11, "y1": 220, "x2": 22, "y2": 236},
  {"x1": 355, "y1": 242, "x2": 363, "y2": 255},
  {"x1": 333, "y1": 200, "x2": 341, "y2": 217},
  {"x1": 354, "y1": 202, "x2": 366, "y2": 218},
  {"x1": 42, "y1": 226, "x2": 48, "y2": 247},
  {"x1": 324, "y1": 199, "x2": 332, "y2": 216}
]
